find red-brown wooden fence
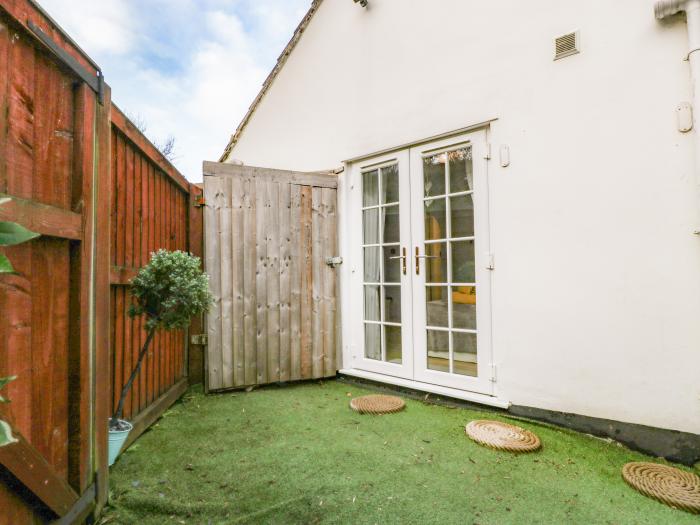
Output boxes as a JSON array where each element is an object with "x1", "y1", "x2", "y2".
[
  {"x1": 0, "y1": 1, "x2": 111, "y2": 522},
  {"x1": 109, "y1": 107, "x2": 203, "y2": 445},
  {"x1": 0, "y1": 2, "x2": 203, "y2": 523}
]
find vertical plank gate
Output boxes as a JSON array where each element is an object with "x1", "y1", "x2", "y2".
[{"x1": 203, "y1": 162, "x2": 339, "y2": 391}]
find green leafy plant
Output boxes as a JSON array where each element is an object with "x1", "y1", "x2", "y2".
[
  {"x1": 0, "y1": 376, "x2": 18, "y2": 447},
  {"x1": 0, "y1": 207, "x2": 40, "y2": 273},
  {"x1": 110, "y1": 249, "x2": 213, "y2": 430},
  {"x1": 0, "y1": 198, "x2": 40, "y2": 446}
]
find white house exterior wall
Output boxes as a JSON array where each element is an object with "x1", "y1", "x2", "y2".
[{"x1": 226, "y1": 0, "x2": 700, "y2": 435}]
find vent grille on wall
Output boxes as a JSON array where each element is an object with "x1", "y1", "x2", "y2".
[{"x1": 554, "y1": 31, "x2": 580, "y2": 60}]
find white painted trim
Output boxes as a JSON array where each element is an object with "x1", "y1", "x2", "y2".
[
  {"x1": 339, "y1": 368, "x2": 511, "y2": 409},
  {"x1": 342, "y1": 119, "x2": 498, "y2": 164}
]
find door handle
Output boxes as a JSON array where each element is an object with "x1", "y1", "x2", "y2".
[
  {"x1": 415, "y1": 248, "x2": 441, "y2": 275},
  {"x1": 389, "y1": 247, "x2": 407, "y2": 275}
]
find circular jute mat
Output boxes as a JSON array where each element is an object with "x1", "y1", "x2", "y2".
[
  {"x1": 622, "y1": 462, "x2": 700, "y2": 514},
  {"x1": 465, "y1": 420, "x2": 541, "y2": 453},
  {"x1": 349, "y1": 394, "x2": 405, "y2": 415}
]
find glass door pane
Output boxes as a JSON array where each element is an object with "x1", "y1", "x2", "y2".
[
  {"x1": 410, "y1": 132, "x2": 492, "y2": 395},
  {"x1": 362, "y1": 163, "x2": 404, "y2": 365},
  {"x1": 420, "y1": 147, "x2": 477, "y2": 376}
]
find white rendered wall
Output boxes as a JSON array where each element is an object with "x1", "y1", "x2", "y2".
[{"x1": 226, "y1": 0, "x2": 700, "y2": 434}]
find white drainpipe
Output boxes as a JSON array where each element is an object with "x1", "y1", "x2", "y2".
[{"x1": 656, "y1": 0, "x2": 700, "y2": 231}]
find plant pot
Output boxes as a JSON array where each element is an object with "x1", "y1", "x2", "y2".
[{"x1": 108, "y1": 419, "x2": 133, "y2": 466}]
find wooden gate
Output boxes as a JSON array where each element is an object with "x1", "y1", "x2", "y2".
[{"x1": 203, "y1": 162, "x2": 339, "y2": 391}]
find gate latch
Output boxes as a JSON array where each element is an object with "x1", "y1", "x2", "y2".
[
  {"x1": 190, "y1": 334, "x2": 208, "y2": 345},
  {"x1": 325, "y1": 256, "x2": 343, "y2": 268}
]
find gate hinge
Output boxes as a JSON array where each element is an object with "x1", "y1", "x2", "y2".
[
  {"x1": 490, "y1": 364, "x2": 497, "y2": 383},
  {"x1": 193, "y1": 195, "x2": 206, "y2": 208},
  {"x1": 325, "y1": 256, "x2": 343, "y2": 268},
  {"x1": 484, "y1": 143, "x2": 492, "y2": 160},
  {"x1": 486, "y1": 253, "x2": 495, "y2": 270},
  {"x1": 190, "y1": 334, "x2": 208, "y2": 345}
]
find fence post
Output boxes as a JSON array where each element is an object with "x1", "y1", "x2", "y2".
[
  {"x1": 94, "y1": 84, "x2": 113, "y2": 514},
  {"x1": 188, "y1": 183, "x2": 205, "y2": 384}
]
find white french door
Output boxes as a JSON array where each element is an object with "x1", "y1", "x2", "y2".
[{"x1": 347, "y1": 130, "x2": 493, "y2": 395}]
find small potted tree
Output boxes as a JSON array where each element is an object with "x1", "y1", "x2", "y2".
[{"x1": 108, "y1": 249, "x2": 212, "y2": 465}]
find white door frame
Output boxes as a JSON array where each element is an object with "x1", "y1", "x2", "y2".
[
  {"x1": 344, "y1": 149, "x2": 414, "y2": 380},
  {"x1": 340, "y1": 127, "x2": 498, "y2": 400},
  {"x1": 409, "y1": 130, "x2": 494, "y2": 395}
]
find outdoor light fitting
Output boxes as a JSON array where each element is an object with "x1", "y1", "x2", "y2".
[{"x1": 354, "y1": 0, "x2": 368, "y2": 7}]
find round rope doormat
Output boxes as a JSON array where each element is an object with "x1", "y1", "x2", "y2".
[
  {"x1": 465, "y1": 420, "x2": 541, "y2": 453},
  {"x1": 622, "y1": 462, "x2": 700, "y2": 514},
  {"x1": 349, "y1": 395, "x2": 405, "y2": 415}
]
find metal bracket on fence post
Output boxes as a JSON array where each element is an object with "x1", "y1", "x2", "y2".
[
  {"x1": 190, "y1": 334, "x2": 208, "y2": 345},
  {"x1": 27, "y1": 20, "x2": 104, "y2": 104},
  {"x1": 193, "y1": 195, "x2": 206, "y2": 208}
]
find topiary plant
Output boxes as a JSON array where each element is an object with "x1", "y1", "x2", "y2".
[
  {"x1": 110, "y1": 249, "x2": 213, "y2": 430},
  {"x1": 0, "y1": 197, "x2": 40, "y2": 447}
]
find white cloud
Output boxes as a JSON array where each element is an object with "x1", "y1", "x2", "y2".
[
  {"x1": 40, "y1": 0, "x2": 137, "y2": 55},
  {"x1": 37, "y1": 0, "x2": 311, "y2": 181}
]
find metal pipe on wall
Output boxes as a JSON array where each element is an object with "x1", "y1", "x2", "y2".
[{"x1": 656, "y1": 0, "x2": 700, "y2": 231}]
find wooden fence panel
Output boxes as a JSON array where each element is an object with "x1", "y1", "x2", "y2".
[
  {"x1": 109, "y1": 106, "x2": 194, "y2": 424},
  {"x1": 0, "y1": 3, "x2": 204, "y2": 520},
  {"x1": 0, "y1": 2, "x2": 110, "y2": 521},
  {"x1": 203, "y1": 162, "x2": 339, "y2": 392}
]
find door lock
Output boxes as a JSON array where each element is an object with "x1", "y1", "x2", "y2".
[{"x1": 389, "y1": 247, "x2": 407, "y2": 275}]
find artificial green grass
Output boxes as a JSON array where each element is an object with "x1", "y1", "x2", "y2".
[{"x1": 103, "y1": 381, "x2": 700, "y2": 524}]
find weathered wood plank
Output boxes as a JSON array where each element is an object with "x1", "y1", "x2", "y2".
[
  {"x1": 111, "y1": 106, "x2": 190, "y2": 193},
  {"x1": 266, "y1": 181, "x2": 280, "y2": 383},
  {"x1": 204, "y1": 175, "x2": 222, "y2": 390},
  {"x1": 0, "y1": 429, "x2": 78, "y2": 517},
  {"x1": 0, "y1": 18, "x2": 9, "y2": 194},
  {"x1": 299, "y1": 186, "x2": 313, "y2": 379},
  {"x1": 219, "y1": 176, "x2": 234, "y2": 387},
  {"x1": 91, "y1": 82, "x2": 113, "y2": 512},
  {"x1": 0, "y1": 270, "x2": 32, "y2": 440},
  {"x1": 68, "y1": 86, "x2": 95, "y2": 491},
  {"x1": 278, "y1": 182, "x2": 291, "y2": 382},
  {"x1": 124, "y1": 141, "x2": 135, "y2": 416},
  {"x1": 146, "y1": 163, "x2": 156, "y2": 401},
  {"x1": 289, "y1": 185, "x2": 302, "y2": 381},
  {"x1": 0, "y1": 193, "x2": 82, "y2": 240},
  {"x1": 31, "y1": 238, "x2": 70, "y2": 475},
  {"x1": 33, "y1": 53, "x2": 72, "y2": 209},
  {"x1": 134, "y1": 154, "x2": 145, "y2": 413},
  {"x1": 113, "y1": 133, "x2": 126, "y2": 416},
  {"x1": 187, "y1": 184, "x2": 206, "y2": 385},
  {"x1": 203, "y1": 161, "x2": 338, "y2": 189},
  {"x1": 140, "y1": 157, "x2": 152, "y2": 404},
  {"x1": 231, "y1": 177, "x2": 245, "y2": 387},
  {"x1": 242, "y1": 178, "x2": 257, "y2": 386},
  {"x1": 310, "y1": 187, "x2": 323, "y2": 378},
  {"x1": 255, "y1": 179, "x2": 268, "y2": 384},
  {"x1": 322, "y1": 187, "x2": 337, "y2": 377},
  {"x1": 6, "y1": 27, "x2": 34, "y2": 200}
]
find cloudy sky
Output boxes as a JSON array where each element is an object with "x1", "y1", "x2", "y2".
[{"x1": 39, "y1": 0, "x2": 310, "y2": 181}]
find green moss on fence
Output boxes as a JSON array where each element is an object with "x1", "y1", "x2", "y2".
[{"x1": 104, "y1": 381, "x2": 699, "y2": 524}]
